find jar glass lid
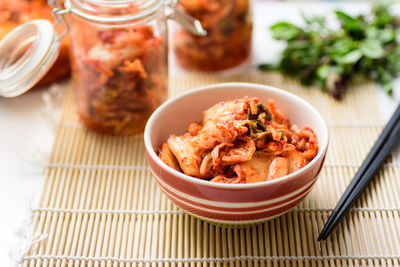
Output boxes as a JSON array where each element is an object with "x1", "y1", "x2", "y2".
[{"x1": 0, "y1": 19, "x2": 59, "y2": 97}]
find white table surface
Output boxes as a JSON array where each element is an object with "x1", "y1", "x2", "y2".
[{"x1": 1, "y1": 1, "x2": 399, "y2": 266}]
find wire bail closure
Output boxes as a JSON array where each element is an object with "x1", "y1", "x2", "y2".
[
  {"x1": 165, "y1": 0, "x2": 207, "y2": 37},
  {"x1": 48, "y1": 0, "x2": 70, "y2": 42}
]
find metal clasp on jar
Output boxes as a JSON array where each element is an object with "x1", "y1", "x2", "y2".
[
  {"x1": 165, "y1": 0, "x2": 207, "y2": 36},
  {"x1": 48, "y1": 0, "x2": 70, "y2": 42}
]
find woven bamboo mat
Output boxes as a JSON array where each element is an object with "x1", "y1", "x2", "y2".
[{"x1": 22, "y1": 73, "x2": 400, "y2": 267}]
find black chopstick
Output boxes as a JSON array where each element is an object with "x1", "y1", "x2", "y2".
[
  {"x1": 318, "y1": 120, "x2": 400, "y2": 240},
  {"x1": 318, "y1": 104, "x2": 400, "y2": 241},
  {"x1": 319, "y1": 103, "x2": 400, "y2": 239}
]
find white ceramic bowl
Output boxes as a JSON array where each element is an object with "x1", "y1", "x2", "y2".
[{"x1": 144, "y1": 83, "x2": 329, "y2": 225}]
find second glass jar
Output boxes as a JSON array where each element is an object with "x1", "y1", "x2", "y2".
[{"x1": 173, "y1": 0, "x2": 252, "y2": 72}]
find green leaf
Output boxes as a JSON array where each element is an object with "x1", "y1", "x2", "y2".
[
  {"x1": 315, "y1": 65, "x2": 330, "y2": 87},
  {"x1": 316, "y1": 65, "x2": 330, "y2": 80},
  {"x1": 335, "y1": 11, "x2": 364, "y2": 33},
  {"x1": 372, "y1": 0, "x2": 396, "y2": 27},
  {"x1": 334, "y1": 50, "x2": 362, "y2": 64},
  {"x1": 327, "y1": 38, "x2": 356, "y2": 56},
  {"x1": 378, "y1": 29, "x2": 396, "y2": 43},
  {"x1": 360, "y1": 39, "x2": 385, "y2": 59},
  {"x1": 287, "y1": 40, "x2": 312, "y2": 49},
  {"x1": 381, "y1": 82, "x2": 393, "y2": 95},
  {"x1": 387, "y1": 47, "x2": 400, "y2": 75},
  {"x1": 270, "y1": 22, "x2": 303, "y2": 41},
  {"x1": 376, "y1": 67, "x2": 394, "y2": 94},
  {"x1": 358, "y1": 57, "x2": 375, "y2": 73},
  {"x1": 366, "y1": 27, "x2": 396, "y2": 43}
]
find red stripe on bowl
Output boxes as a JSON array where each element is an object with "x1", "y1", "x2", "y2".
[
  {"x1": 154, "y1": 173, "x2": 318, "y2": 213},
  {"x1": 160, "y1": 186, "x2": 309, "y2": 222}
]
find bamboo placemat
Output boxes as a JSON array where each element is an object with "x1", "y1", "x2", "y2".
[{"x1": 22, "y1": 73, "x2": 400, "y2": 267}]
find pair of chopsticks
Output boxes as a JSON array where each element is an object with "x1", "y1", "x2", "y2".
[{"x1": 318, "y1": 104, "x2": 400, "y2": 241}]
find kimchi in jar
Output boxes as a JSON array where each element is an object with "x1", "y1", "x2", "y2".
[
  {"x1": 173, "y1": 0, "x2": 252, "y2": 72},
  {"x1": 69, "y1": 0, "x2": 168, "y2": 135}
]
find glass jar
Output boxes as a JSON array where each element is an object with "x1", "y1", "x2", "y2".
[
  {"x1": 0, "y1": 0, "x2": 205, "y2": 135},
  {"x1": 173, "y1": 0, "x2": 252, "y2": 72},
  {"x1": 69, "y1": 0, "x2": 169, "y2": 135}
]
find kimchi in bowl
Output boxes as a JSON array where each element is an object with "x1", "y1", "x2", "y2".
[{"x1": 144, "y1": 83, "x2": 328, "y2": 225}]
